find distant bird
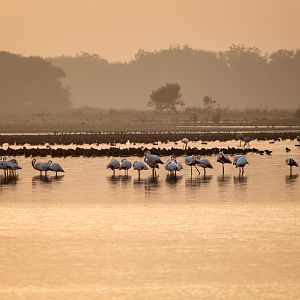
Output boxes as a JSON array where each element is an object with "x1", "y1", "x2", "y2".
[
  {"x1": 165, "y1": 156, "x2": 183, "y2": 177},
  {"x1": 182, "y1": 138, "x2": 189, "y2": 150},
  {"x1": 234, "y1": 155, "x2": 249, "y2": 176},
  {"x1": 185, "y1": 155, "x2": 201, "y2": 176},
  {"x1": 32, "y1": 159, "x2": 52, "y2": 176},
  {"x1": 264, "y1": 150, "x2": 272, "y2": 155},
  {"x1": 216, "y1": 152, "x2": 232, "y2": 174},
  {"x1": 119, "y1": 159, "x2": 132, "y2": 176},
  {"x1": 286, "y1": 147, "x2": 291, "y2": 152},
  {"x1": 133, "y1": 160, "x2": 149, "y2": 180},
  {"x1": 198, "y1": 158, "x2": 213, "y2": 176},
  {"x1": 296, "y1": 136, "x2": 300, "y2": 143},
  {"x1": 285, "y1": 157, "x2": 298, "y2": 175},
  {"x1": 236, "y1": 133, "x2": 244, "y2": 146},
  {"x1": 106, "y1": 159, "x2": 120, "y2": 177},
  {"x1": 49, "y1": 162, "x2": 64, "y2": 176},
  {"x1": 144, "y1": 150, "x2": 164, "y2": 177},
  {"x1": 243, "y1": 136, "x2": 252, "y2": 148}
]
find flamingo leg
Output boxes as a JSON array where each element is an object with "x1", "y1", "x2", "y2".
[
  {"x1": 290, "y1": 166, "x2": 292, "y2": 176},
  {"x1": 138, "y1": 170, "x2": 140, "y2": 180},
  {"x1": 195, "y1": 165, "x2": 200, "y2": 174},
  {"x1": 222, "y1": 164, "x2": 224, "y2": 175}
]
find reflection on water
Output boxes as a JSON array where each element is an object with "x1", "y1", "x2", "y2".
[
  {"x1": 285, "y1": 174, "x2": 299, "y2": 185},
  {"x1": 0, "y1": 148, "x2": 300, "y2": 300},
  {"x1": 165, "y1": 174, "x2": 183, "y2": 186},
  {"x1": 233, "y1": 176, "x2": 248, "y2": 193},
  {"x1": 0, "y1": 175, "x2": 18, "y2": 186},
  {"x1": 217, "y1": 175, "x2": 231, "y2": 186}
]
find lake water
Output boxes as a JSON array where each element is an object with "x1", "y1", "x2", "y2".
[{"x1": 0, "y1": 140, "x2": 300, "y2": 299}]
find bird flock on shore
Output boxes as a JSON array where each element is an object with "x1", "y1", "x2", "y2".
[{"x1": 0, "y1": 135, "x2": 299, "y2": 180}]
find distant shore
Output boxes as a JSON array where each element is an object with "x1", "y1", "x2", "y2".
[{"x1": 1, "y1": 126, "x2": 300, "y2": 144}]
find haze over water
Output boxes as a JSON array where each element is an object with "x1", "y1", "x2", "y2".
[{"x1": 0, "y1": 140, "x2": 300, "y2": 299}]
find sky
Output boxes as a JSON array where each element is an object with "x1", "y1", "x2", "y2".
[{"x1": 1, "y1": 0, "x2": 300, "y2": 62}]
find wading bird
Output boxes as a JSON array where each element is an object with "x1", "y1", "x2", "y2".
[
  {"x1": 133, "y1": 161, "x2": 149, "y2": 180},
  {"x1": 285, "y1": 157, "x2": 298, "y2": 176},
  {"x1": 32, "y1": 159, "x2": 52, "y2": 176},
  {"x1": 144, "y1": 150, "x2": 164, "y2": 177},
  {"x1": 119, "y1": 159, "x2": 132, "y2": 176},
  {"x1": 49, "y1": 162, "x2": 65, "y2": 177},
  {"x1": 216, "y1": 152, "x2": 232, "y2": 174},
  {"x1": 198, "y1": 158, "x2": 213, "y2": 176},
  {"x1": 106, "y1": 159, "x2": 121, "y2": 177},
  {"x1": 243, "y1": 136, "x2": 252, "y2": 148},
  {"x1": 185, "y1": 155, "x2": 201, "y2": 176},
  {"x1": 236, "y1": 133, "x2": 244, "y2": 146},
  {"x1": 234, "y1": 155, "x2": 249, "y2": 176},
  {"x1": 165, "y1": 156, "x2": 183, "y2": 178},
  {"x1": 182, "y1": 138, "x2": 189, "y2": 150}
]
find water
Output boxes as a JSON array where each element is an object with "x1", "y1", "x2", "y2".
[{"x1": 0, "y1": 140, "x2": 300, "y2": 299}]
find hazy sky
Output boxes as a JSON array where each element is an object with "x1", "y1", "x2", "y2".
[{"x1": 1, "y1": 0, "x2": 300, "y2": 61}]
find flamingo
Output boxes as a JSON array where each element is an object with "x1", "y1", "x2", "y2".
[
  {"x1": 182, "y1": 138, "x2": 189, "y2": 150},
  {"x1": 144, "y1": 150, "x2": 164, "y2": 177},
  {"x1": 165, "y1": 156, "x2": 183, "y2": 177},
  {"x1": 32, "y1": 159, "x2": 52, "y2": 176},
  {"x1": 119, "y1": 159, "x2": 132, "y2": 176},
  {"x1": 185, "y1": 155, "x2": 201, "y2": 176},
  {"x1": 49, "y1": 162, "x2": 65, "y2": 176},
  {"x1": 0, "y1": 158, "x2": 21, "y2": 177},
  {"x1": 297, "y1": 136, "x2": 300, "y2": 143},
  {"x1": 106, "y1": 159, "x2": 120, "y2": 177},
  {"x1": 243, "y1": 136, "x2": 252, "y2": 148},
  {"x1": 216, "y1": 152, "x2": 232, "y2": 175},
  {"x1": 285, "y1": 157, "x2": 298, "y2": 176},
  {"x1": 133, "y1": 161, "x2": 149, "y2": 180},
  {"x1": 198, "y1": 158, "x2": 213, "y2": 176},
  {"x1": 236, "y1": 133, "x2": 244, "y2": 146},
  {"x1": 234, "y1": 155, "x2": 249, "y2": 176},
  {"x1": 7, "y1": 159, "x2": 22, "y2": 177}
]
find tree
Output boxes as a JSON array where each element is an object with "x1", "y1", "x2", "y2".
[
  {"x1": 0, "y1": 51, "x2": 71, "y2": 115},
  {"x1": 202, "y1": 96, "x2": 216, "y2": 109},
  {"x1": 147, "y1": 83, "x2": 184, "y2": 112}
]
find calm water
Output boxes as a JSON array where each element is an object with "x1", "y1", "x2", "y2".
[{"x1": 0, "y1": 140, "x2": 300, "y2": 300}]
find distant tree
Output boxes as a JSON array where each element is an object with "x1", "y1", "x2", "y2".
[
  {"x1": 0, "y1": 51, "x2": 71, "y2": 115},
  {"x1": 202, "y1": 96, "x2": 216, "y2": 109},
  {"x1": 148, "y1": 83, "x2": 184, "y2": 112}
]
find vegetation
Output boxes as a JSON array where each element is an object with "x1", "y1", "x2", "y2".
[
  {"x1": 148, "y1": 83, "x2": 184, "y2": 112},
  {"x1": 0, "y1": 51, "x2": 70, "y2": 115},
  {"x1": 49, "y1": 45, "x2": 300, "y2": 110}
]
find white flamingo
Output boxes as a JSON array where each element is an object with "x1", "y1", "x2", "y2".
[
  {"x1": 32, "y1": 159, "x2": 52, "y2": 176},
  {"x1": 144, "y1": 150, "x2": 164, "y2": 177},
  {"x1": 49, "y1": 162, "x2": 64, "y2": 176},
  {"x1": 106, "y1": 159, "x2": 120, "y2": 177},
  {"x1": 198, "y1": 158, "x2": 213, "y2": 176},
  {"x1": 165, "y1": 156, "x2": 183, "y2": 177},
  {"x1": 119, "y1": 159, "x2": 132, "y2": 176},
  {"x1": 216, "y1": 152, "x2": 232, "y2": 175},
  {"x1": 182, "y1": 138, "x2": 189, "y2": 150},
  {"x1": 7, "y1": 159, "x2": 22, "y2": 177},
  {"x1": 234, "y1": 155, "x2": 249, "y2": 176},
  {"x1": 185, "y1": 155, "x2": 201, "y2": 176},
  {"x1": 133, "y1": 161, "x2": 149, "y2": 179},
  {"x1": 285, "y1": 157, "x2": 298, "y2": 175}
]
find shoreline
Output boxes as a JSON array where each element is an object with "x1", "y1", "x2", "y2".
[{"x1": 0, "y1": 130, "x2": 300, "y2": 146}]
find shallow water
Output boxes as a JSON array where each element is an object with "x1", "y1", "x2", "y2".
[{"x1": 0, "y1": 140, "x2": 300, "y2": 300}]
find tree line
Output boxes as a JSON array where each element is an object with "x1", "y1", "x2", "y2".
[{"x1": 1, "y1": 45, "x2": 300, "y2": 116}]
